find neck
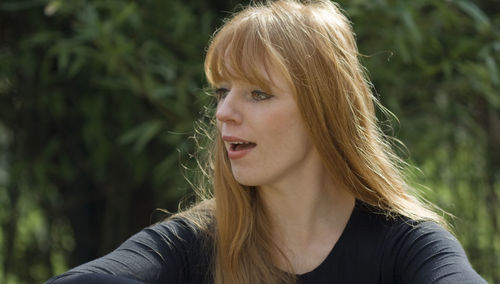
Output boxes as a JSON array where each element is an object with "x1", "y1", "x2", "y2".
[
  {"x1": 258, "y1": 175, "x2": 354, "y2": 243},
  {"x1": 256, "y1": 156, "x2": 355, "y2": 274}
]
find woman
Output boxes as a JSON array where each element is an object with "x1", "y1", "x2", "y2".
[{"x1": 46, "y1": 0, "x2": 486, "y2": 283}]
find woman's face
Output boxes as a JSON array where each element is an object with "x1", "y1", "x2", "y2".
[{"x1": 215, "y1": 66, "x2": 319, "y2": 187}]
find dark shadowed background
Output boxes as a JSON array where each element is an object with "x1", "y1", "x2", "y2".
[{"x1": 0, "y1": 0, "x2": 499, "y2": 283}]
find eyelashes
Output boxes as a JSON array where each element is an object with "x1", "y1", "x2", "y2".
[
  {"x1": 214, "y1": 87, "x2": 229, "y2": 101},
  {"x1": 213, "y1": 87, "x2": 273, "y2": 102},
  {"x1": 251, "y1": 90, "x2": 272, "y2": 101}
]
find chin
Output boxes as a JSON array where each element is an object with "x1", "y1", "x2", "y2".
[
  {"x1": 234, "y1": 177, "x2": 258, "y2": 187},
  {"x1": 232, "y1": 172, "x2": 262, "y2": 187}
]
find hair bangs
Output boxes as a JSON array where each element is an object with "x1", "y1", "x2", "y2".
[{"x1": 205, "y1": 12, "x2": 286, "y2": 94}]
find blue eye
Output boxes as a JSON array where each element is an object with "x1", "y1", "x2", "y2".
[
  {"x1": 251, "y1": 90, "x2": 272, "y2": 101},
  {"x1": 214, "y1": 87, "x2": 229, "y2": 101}
]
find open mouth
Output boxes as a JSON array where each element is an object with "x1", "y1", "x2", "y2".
[{"x1": 230, "y1": 141, "x2": 257, "y2": 151}]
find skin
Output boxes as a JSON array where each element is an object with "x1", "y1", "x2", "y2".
[
  {"x1": 215, "y1": 65, "x2": 355, "y2": 274},
  {"x1": 215, "y1": 77, "x2": 313, "y2": 188}
]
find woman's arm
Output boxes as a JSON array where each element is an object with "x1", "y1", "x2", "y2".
[{"x1": 45, "y1": 218, "x2": 208, "y2": 284}]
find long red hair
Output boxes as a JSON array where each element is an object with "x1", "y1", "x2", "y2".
[{"x1": 180, "y1": 1, "x2": 446, "y2": 283}]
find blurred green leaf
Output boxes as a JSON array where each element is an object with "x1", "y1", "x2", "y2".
[{"x1": 119, "y1": 120, "x2": 166, "y2": 153}]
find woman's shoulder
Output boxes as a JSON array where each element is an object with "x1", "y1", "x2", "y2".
[
  {"x1": 352, "y1": 201, "x2": 486, "y2": 283},
  {"x1": 347, "y1": 200, "x2": 486, "y2": 283},
  {"x1": 352, "y1": 200, "x2": 462, "y2": 260},
  {"x1": 352, "y1": 199, "x2": 447, "y2": 234},
  {"x1": 146, "y1": 215, "x2": 213, "y2": 252},
  {"x1": 166, "y1": 200, "x2": 216, "y2": 240},
  {"x1": 384, "y1": 219, "x2": 486, "y2": 282},
  {"x1": 153, "y1": 212, "x2": 214, "y2": 239},
  {"x1": 150, "y1": 208, "x2": 216, "y2": 257}
]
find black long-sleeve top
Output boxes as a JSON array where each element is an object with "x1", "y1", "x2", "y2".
[{"x1": 46, "y1": 201, "x2": 487, "y2": 283}]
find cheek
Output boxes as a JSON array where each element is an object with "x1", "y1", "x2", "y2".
[{"x1": 265, "y1": 110, "x2": 310, "y2": 148}]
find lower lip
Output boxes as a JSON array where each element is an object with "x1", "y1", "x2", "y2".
[{"x1": 227, "y1": 146, "x2": 254, "y2": 160}]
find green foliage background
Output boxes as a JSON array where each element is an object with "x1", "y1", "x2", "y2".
[{"x1": 0, "y1": 0, "x2": 498, "y2": 283}]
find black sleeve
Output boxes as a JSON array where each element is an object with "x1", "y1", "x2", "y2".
[
  {"x1": 46, "y1": 274, "x2": 147, "y2": 284},
  {"x1": 392, "y1": 221, "x2": 487, "y2": 284},
  {"x1": 45, "y1": 218, "x2": 204, "y2": 284}
]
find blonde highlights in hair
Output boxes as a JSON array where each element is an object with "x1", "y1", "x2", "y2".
[{"x1": 183, "y1": 0, "x2": 447, "y2": 283}]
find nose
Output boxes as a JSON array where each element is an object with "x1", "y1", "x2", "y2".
[{"x1": 215, "y1": 91, "x2": 242, "y2": 124}]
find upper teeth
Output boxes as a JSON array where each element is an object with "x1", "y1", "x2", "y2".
[{"x1": 230, "y1": 141, "x2": 251, "y2": 144}]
